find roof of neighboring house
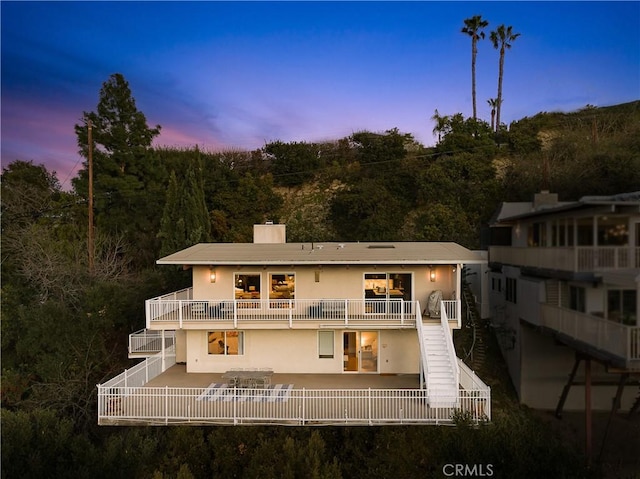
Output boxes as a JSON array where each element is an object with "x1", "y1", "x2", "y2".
[
  {"x1": 491, "y1": 191, "x2": 640, "y2": 224},
  {"x1": 157, "y1": 242, "x2": 485, "y2": 266}
]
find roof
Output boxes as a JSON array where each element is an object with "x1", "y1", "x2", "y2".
[
  {"x1": 157, "y1": 242, "x2": 485, "y2": 266},
  {"x1": 492, "y1": 191, "x2": 640, "y2": 224}
]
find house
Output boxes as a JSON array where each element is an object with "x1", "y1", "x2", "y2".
[
  {"x1": 98, "y1": 224, "x2": 491, "y2": 426},
  {"x1": 488, "y1": 191, "x2": 640, "y2": 414}
]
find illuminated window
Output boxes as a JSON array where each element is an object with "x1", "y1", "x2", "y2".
[{"x1": 208, "y1": 331, "x2": 244, "y2": 355}]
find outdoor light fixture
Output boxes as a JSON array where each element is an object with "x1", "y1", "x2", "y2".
[
  {"x1": 209, "y1": 267, "x2": 217, "y2": 283},
  {"x1": 430, "y1": 267, "x2": 436, "y2": 282}
]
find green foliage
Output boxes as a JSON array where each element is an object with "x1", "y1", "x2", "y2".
[
  {"x1": 264, "y1": 140, "x2": 320, "y2": 187},
  {"x1": 158, "y1": 155, "x2": 211, "y2": 257},
  {"x1": 73, "y1": 73, "x2": 164, "y2": 267}
]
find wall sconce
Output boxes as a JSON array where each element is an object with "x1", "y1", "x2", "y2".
[
  {"x1": 209, "y1": 267, "x2": 217, "y2": 283},
  {"x1": 430, "y1": 267, "x2": 436, "y2": 282}
]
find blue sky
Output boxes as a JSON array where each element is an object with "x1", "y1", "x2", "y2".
[{"x1": 2, "y1": 1, "x2": 639, "y2": 189}]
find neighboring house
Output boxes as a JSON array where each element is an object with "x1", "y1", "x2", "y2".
[
  {"x1": 488, "y1": 191, "x2": 640, "y2": 413},
  {"x1": 98, "y1": 224, "x2": 490, "y2": 426}
]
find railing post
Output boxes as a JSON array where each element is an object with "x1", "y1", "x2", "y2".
[
  {"x1": 165, "y1": 386, "x2": 169, "y2": 425},
  {"x1": 178, "y1": 300, "x2": 183, "y2": 328},
  {"x1": 344, "y1": 299, "x2": 348, "y2": 324},
  {"x1": 289, "y1": 300, "x2": 293, "y2": 328},
  {"x1": 233, "y1": 302, "x2": 238, "y2": 329},
  {"x1": 302, "y1": 388, "x2": 306, "y2": 425},
  {"x1": 368, "y1": 388, "x2": 372, "y2": 425}
]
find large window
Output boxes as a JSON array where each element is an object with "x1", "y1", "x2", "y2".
[
  {"x1": 235, "y1": 273, "x2": 261, "y2": 300},
  {"x1": 208, "y1": 331, "x2": 244, "y2": 355},
  {"x1": 598, "y1": 217, "x2": 629, "y2": 246},
  {"x1": 318, "y1": 331, "x2": 334, "y2": 359}
]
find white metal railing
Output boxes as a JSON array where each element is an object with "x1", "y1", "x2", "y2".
[
  {"x1": 97, "y1": 385, "x2": 490, "y2": 426},
  {"x1": 440, "y1": 302, "x2": 460, "y2": 390},
  {"x1": 489, "y1": 246, "x2": 638, "y2": 272},
  {"x1": 101, "y1": 346, "x2": 176, "y2": 390},
  {"x1": 146, "y1": 295, "x2": 429, "y2": 328},
  {"x1": 129, "y1": 329, "x2": 176, "y2": 355},
  {"x1": 540, "y1": 304, "x2": 640, "y2": 365},
  {"x1": 414, "y1": 301, "x2": 428, "y2": 389}
]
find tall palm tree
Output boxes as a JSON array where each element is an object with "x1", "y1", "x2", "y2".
[
  {"x1": 461, "y1": 15, "x2": 489, "y2": 121},
  {"x1": 487, "y1": 98, "x2": 499, "y2": 132},
  {"x1": 490, "y1": 25, "x2": 520, "y2": 131}
]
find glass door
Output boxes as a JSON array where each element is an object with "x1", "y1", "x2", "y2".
[
  {"x1": 364, "y1": 273, "x2": 412, "y2": 314},
  {"x1": 343, "y1": 331, "x2": 379, "y2": 373}
]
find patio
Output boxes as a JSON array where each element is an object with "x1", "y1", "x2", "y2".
[{"x1": 98, "y1": 363, "x2": 490, "y2": 426}]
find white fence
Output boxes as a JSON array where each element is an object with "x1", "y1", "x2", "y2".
[{"x1": 97, "y1": 385, "x2": 490, "y2": 426}]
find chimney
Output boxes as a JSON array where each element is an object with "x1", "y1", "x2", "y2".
[
  {"x1": 533, "y1": 190, "x2": 558, "y2": 210},
  {"x1": 253, "y1": 222, "x2": 286, "y2": 244}
]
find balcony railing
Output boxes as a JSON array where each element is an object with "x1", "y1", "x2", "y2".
[
  {"x1": 129, "y1": 329, "x2": 176, "y2": 357},
  {"x1": 145, "y1": 289, "x2": 460, "y2": 329},
  {"x1": 540, "y1": 304, "x2": 640, "y2": 369},
  {"x1": 97, "y1": 351, "x2": 490, "y2": 427},
  {"x1": 490, "y1": 246, "x2": 639, "y2": 272}
]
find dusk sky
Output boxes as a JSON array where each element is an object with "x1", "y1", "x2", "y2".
[{"x1": 2, "y1": 1, "x2": 639, "y2": 189}]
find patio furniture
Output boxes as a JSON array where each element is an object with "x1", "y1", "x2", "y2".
[{"x1": 222, "y1": 369, "x2": 274, "y2": 389}]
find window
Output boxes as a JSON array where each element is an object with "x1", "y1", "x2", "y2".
[
  {"x1": 235, "y1": 273, "x2": 261, "y2": 300},
  {"x1": 492, "y1": 277, "x2": 502, "y2": 293},
  {"x1": 607, "y1": 289, "x2": 637, "y2": 325},
  {"x1": 269, "y1": 273, "x2": 295, "y2": 303},
  {"x1": 598, "y1": 217, "x2": 628, "y2": 246},
  {"x1": 505, "y1": 278, "x2": 517, "y2": 303},
  {"x1": 208, "y1": 331, "x2": 244, "y2": 355},
  {"x1": 528, "y1": 222, "x2": 547, "y2": 247},
  {"x1": 318, "y1": 331, "x2": 334, "y2": 358},
  {"x1": 576, "y1": 218, "x2": 593, "y2": 246},
  {"x1": 569, "y1": 286, "x2": 585, "y2": 313}
]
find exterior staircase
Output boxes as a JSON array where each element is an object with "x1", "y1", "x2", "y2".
[{"x1": 420, "y1": 322, "x2": 459, "y2": 407}]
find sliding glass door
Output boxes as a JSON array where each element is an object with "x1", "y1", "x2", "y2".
[
  {"x1": 343, "y1": 331, "x2": 379, "y2": 373},
  {"x1": 364, "y1": 272, "x2": 412, "y2": 313}
]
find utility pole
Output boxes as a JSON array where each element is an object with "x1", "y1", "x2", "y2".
[{"x1": 88, "y1": 119, "x2": 95, "y2": 274}]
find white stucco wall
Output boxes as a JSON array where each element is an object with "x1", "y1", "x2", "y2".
[
  {"x1": 184, "y1": 329, "x2": 421, "y2": 374},
  {"x1": 192, "y1": 264, "x2": 458, "y2": 309}
]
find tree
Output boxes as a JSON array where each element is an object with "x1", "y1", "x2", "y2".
[
  {"x1": 462, "y1": 15, "x2": 489, "y2": 121},
  {"x1": 490, "y1": 25, "x2": 521, "y2": 131},
  {"x1": 487, "y1": 98, "x2": 499, "y2": 132},
  {"x1": 73, "y1": 73, "x2": 163, "y2": 267},
  {"x1": 158, "y1": 156, "x2": 211, "y2": 257},
  {"x1": 431, "y1": 109, "x2": 451, "y2": 143}
]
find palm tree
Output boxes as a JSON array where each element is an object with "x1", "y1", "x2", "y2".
[
  {"x1": 461, "y1": 15, "x2": 489, "y2": 121},
  {"x1": 431, "y1": 109, "x2": 450, "y2": 143},
  {"x1": 487, "y1": 98, "x2": 499, "y2": 132},
  {"x1": 490, "y1": 25, "x2": 520, "y2": 131}
]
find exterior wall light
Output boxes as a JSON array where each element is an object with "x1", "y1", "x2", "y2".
[
  {"x1": 210, "y1": 267, "x2": 217, "y2": 283},
  {"x1": 430, "y1": 267, "x2": 436, "y2": 282}
]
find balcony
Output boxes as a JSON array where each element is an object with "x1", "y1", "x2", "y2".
[
  {"x1": 129, "y1": 329, "x2": 176, "y2": 358},
  {"x1": 97, "y1": 352, "x2": 490, "y2": 426},
  {"x1": 489, "y1": 246, "x2": 640, "y2": 272},
  {"x1": 145, "y1": 288, "x2": 460, "y2": 329},
  {"x1": 539, "y1": 304, "x2": 640, "y2": 370}
]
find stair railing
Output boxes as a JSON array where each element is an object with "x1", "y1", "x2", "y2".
[{"x1": 414, "y1": 301, "x2": 430, "y2": 390}]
